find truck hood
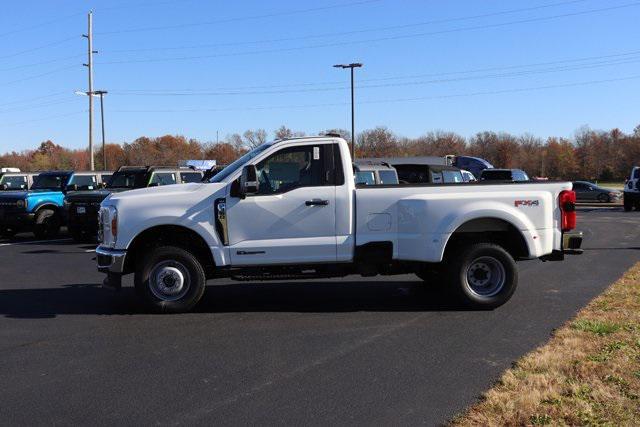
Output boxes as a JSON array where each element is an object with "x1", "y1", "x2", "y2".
[
  {"x1": 66, "y1": 189, "x2": 115, "y2": 203},
  {"x1": 107, "y1": 183, "x2": 224, "y2": 203},
  {"x1": 0, "y1": 189, "x2": 61, "y2": 200}
]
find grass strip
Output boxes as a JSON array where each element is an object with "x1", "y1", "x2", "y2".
[{"x1": 453, "y1": 262, "x2": 640, "y2": 426}]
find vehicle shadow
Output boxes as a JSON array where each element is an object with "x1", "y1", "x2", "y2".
[{"x1": 0, "y1": 281, "x2": 472, "y2": 319}]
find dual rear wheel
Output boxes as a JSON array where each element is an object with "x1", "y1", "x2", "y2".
[{"x1": 418, "y1": 243, "x2": 518, "y2": 309}]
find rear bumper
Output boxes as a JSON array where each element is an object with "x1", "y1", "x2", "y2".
[{"x1": 540, "y1": 231, "x2": 583, "y2": 261}]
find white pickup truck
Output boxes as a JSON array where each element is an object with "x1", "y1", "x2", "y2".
[{"x1": 96, "y1": 136, "x2": 582, "y2": 313}]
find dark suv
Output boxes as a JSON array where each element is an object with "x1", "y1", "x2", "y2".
[
  {"x1": 65, "y1": 166, "x2": 203, "y2": 241},
  {"x1": 480, "y1": 169, "x2": 530, "y2": 182}
]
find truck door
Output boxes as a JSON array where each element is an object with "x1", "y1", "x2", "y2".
[{"x1": 226, "y1": 143, "x2": 337, "y2": 266}]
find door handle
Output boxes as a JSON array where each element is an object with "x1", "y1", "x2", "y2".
[{"x1": 305, "y1": 199, "x2": 329, "y2": 206}]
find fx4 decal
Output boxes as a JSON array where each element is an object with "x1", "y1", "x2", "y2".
[{"x1": 515, "y1": 199, "x2": 539, "y2": 207}]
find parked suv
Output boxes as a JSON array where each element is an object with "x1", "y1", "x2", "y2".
[
  {"x1": 624, "y1": 166, "x2": 640, "y2": 211},
  {"x1": 65, "y1": 166, "x2": 203, "y2": 241},
  {"x1": 480, "y1": 169, "x2": 529, "y2": 182},
  {"x1": 353, "y1": 161, "x2": 399, "y2": 185},
  {"x1": 0, "y1": 170, "x2": 109, "y2": 238},
  {"x1": 391, "y1": 161, "x2": 465, "y2": 184},
  {"x1": 0, "y1": 171, "x2": 36, "y2": 190}
]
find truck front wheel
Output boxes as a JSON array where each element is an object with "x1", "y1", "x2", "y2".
[
  {"x1": 134, "y1": 246, "x2": 206, "y2": 313},
  {"x1": 446, "y1": 243, "x2": 518, "y2": 309}
]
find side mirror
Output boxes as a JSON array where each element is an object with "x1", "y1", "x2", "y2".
[
  {"x1": 0, "y1": 184, "x2": 7, "y2": 190},
  {"x1": 66, "y1": 184, "x2": 78, "y2": 192},
  {"x1": 148, "y1": 182, "x2": 160, "y2": 187},
  {"x1": 239, "y1": 165, "x2": 259, "y2": 198}
]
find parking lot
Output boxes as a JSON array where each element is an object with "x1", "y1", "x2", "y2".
[{"x1": 1, "y1": 207, "x2": 639, "y2": 426}]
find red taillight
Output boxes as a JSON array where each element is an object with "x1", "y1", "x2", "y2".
[{"x1": 559, "y1": 190, "x2": 576, "y2": 232}]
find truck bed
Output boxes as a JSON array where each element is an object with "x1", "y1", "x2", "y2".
[{"x1": 354, "y1": 180, "x2": 572, "y2": 262}]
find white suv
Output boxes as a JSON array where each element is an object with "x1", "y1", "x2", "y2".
[{"x1": 624, "y1": 166, "x2": 640, "y2": 211}]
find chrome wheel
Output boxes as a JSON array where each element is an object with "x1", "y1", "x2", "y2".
[
  {"x1": 464, "y1": 256, "x2": 506, "y2": 297},
  {"x1": 149, "y1": 260, "x2": 191, "y2": 302}
]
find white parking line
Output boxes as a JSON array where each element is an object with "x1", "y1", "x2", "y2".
[{"x1": 0, "y1": 238, "x2": 72, "y2": 247}]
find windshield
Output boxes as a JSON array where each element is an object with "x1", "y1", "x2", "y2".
[
  {"x1": 107, "y1": 171, "x2": 149, "y2": 189},
  {"x1": 32, "y1": 174, "x2": 69, "y2": 190},
  {"x1": 210, "y1": 143, "x2": 272, "y2": 183}
]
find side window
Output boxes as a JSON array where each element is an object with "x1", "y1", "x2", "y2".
[
  {"x1": 4, "y1": 175, "x2": 28, "y2": 189},
  {"x1": 355, "y1": 171, "x2": 376, "y2": 185},
  {"x1": 254, "y1": 145, "x2": 326, "y2": 195},
  {"x1": 443, "y1": 170, "x2": 463, "y2": 183},
  {"x1": 634, "y1": 169, "x2": 640, "y2": 179},
  {"x1": 101, "y1": 174, "x2": 112, "y2": 183},
  {"x1": 73, "y1": 175, "x2": 97, "y2": 190},
  {"x1": 180, "y1": 172, "x2": 202, "y2": 183},
  {"x1": 430, "y1": 169, "x2": 443, "y2": 184},
  {"x1": 150, "y1": 172, "x2": 177, "y2": 186},
  {"x1": 573, "y1": 183, "x2": 585, "y2": 191},
  {"x1": 378, "y1": 170, "x2": 398, "y2": 184}
]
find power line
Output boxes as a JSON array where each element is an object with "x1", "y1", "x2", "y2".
[
  {"x1": 106, "y1": 0, "x2": 592, "y2": 53},
  {"x1": 0, "y1": 12, "x2": 84, "y2": 38},
  {"x1": 0, "y1": 65, "x2": 78, "y2": 87},
  {"x1": 97, "y1": 2, "x2": 640, "y2": 65},
  {"x1": 96, "y1": 0, "x2": 383, "y2": 35},
  {"x1": 0, "y1": 98, "x2": 78, "y2": 115},
  {"x1": 0, "y1": 36, "x2": 78, "y2": 60},
  {"x1": 0, "y1": 91, "x2": 70, "y2": 108},
  {"x1": 110, "y1": 50, "x2": 640, "y2": 95},
  {"x1": 109, "y1": 74, "x2": 640, "y2": 114},
  {"x1": 0, "y1": 54, "x2": 85, "y2": 72},
  {"x1": 1, "y1": 111, "x2": 85, "y2": 127}
]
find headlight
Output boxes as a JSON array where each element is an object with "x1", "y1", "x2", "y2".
[
  {"x1": 100, "y1": 206, "x2": 118, "y2": 248},
  {"x1": 16, "y1": 199, "x2": 26, "y2": 208}
]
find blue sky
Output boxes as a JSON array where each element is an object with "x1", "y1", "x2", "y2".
[{"x1": 1, "y1": 0, "x2": 639, "y2": 152}]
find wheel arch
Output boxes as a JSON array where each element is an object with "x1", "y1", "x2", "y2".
[
  {"x1": 33, "y1": 203, "x2": 61, "y2": 214},
  {"x1": 123, "y1": 224, "x2": 216, "y2": 278},
  {"x1": 442, "y1": 217, "x2": 532, "y2": 261}
]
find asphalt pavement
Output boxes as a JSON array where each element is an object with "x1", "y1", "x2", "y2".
[{"x1": 1, "y1": 207, "x2": 639, "y2": 426}]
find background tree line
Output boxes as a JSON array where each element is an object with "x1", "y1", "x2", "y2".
[{"x1": 2, "y1": 124, "x2": 639, "y2": 180}]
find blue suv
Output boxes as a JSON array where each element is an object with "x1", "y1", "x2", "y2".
[{"x1": 0, "y1": 171, "x2": 106, "y2": 239}]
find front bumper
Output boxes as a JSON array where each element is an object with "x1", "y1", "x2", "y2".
[
  {"x1": 541, "y1": 231, "x2": 584, "y2": 261},
  {"x1": 0, "y1": 210, "x2": 35, "y2": 230},
  {"x1": 96, "y1": 246, "x2": 126, "y2": 290},
  {"x1": 67, "y1": 203, "x2": 100, "y2": 234}
]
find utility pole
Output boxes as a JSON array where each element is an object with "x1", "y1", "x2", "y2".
[
  {"x1": 82, "y1": 12, "x2": 96, "y2": 171},
  {"x1": 333, "y1": 63, "x2": 363, "y2": 159}
]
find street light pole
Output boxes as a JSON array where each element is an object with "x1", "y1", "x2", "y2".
[
  {"x1": 333, "y1": 63, "x2": 362, "y2": 159},
  {"x1": 75, "y1": 90, "x2": 107, "y2": 170},
  {"x1": 94, "y1": 90, "x2": 108, "y2": 170}
]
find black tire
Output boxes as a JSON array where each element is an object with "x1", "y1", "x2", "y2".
[
  {"x1": 597, "y1": 193, "x2": 610, "y2": 203},
  {"x1": 134, "y1": 246, "x2": 206, "y2": 313},
  {"x1": 33, "y1": 208, "x2": 60, "y2": 239},
  {"x1": 445, "y1": 243, "x2": 518, "y2": 309},
  {"x1": 69, "y1": 227, "x2": 86, "y2": 243},
  {"x1": 624, "y1": 196, "x2": 632, "y2": 212}
]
